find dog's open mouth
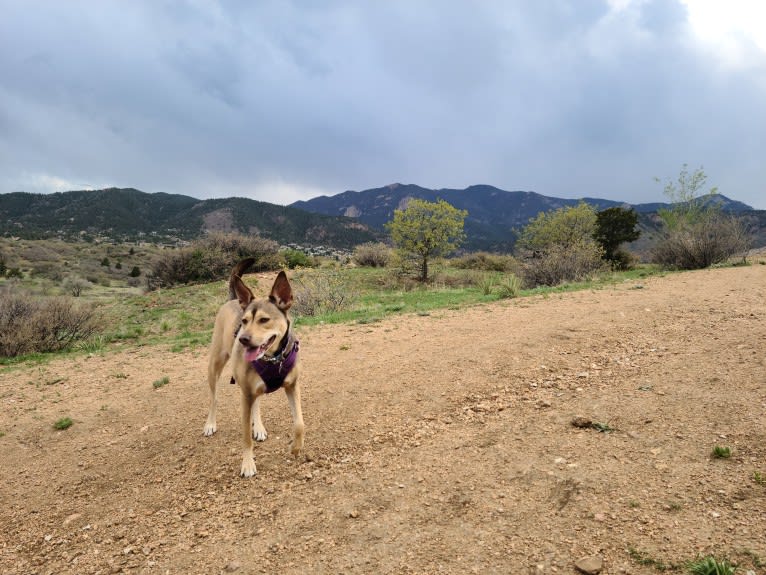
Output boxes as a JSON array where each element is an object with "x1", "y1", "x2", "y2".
[{"x1": 244, "y1": 335, "x2": 277, "y2": 363}]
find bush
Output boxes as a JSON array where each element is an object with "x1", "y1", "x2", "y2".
[
  {"x1": 520, "y1": 241, "x2": 607, "y2": 287},
  {"x1": 352, "y1": 242, "x2": 391, "y2": 268},
  {"x1": 282, "y1": 249, "x2": 315, "y2": 269},
  {"x1": 151, "y1": 233, "x2": 280, "y2": 288},
  {"x1": 0, "y1": 290, "x2": 101, "y2": 357},
  {"x1": 62, "y1": 276, "x2": 91, "y2": 297},
  {"x1": 651, "y1": 215, "x2": 751, "y2": 270},
  {"x1": 451, "y1": 252, "x2": 519, "y2": 272},
  {"x1": 291, "y1": 271, "x2": 357, "y2": 317}
]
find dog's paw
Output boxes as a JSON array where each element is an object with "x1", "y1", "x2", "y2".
[
  {"x1": 203, "y1": 421, "x2": 217, "y2": 436},
  {"x1": 240, "y1": 457, "x2": 257, "y2": 478},
  {"x1": 253, "y1": 426, "x2": 268, "y2": 442}
]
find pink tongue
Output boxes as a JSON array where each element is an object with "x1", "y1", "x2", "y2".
[{"x1": 245, "y1": 345, "x2": 267, "y2": 363}]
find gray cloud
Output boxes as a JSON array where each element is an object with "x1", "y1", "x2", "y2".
[{"x1": 0, "y1": 0, "x2": 764, "y2": 208}]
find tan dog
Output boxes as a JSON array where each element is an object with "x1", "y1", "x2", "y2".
[{"x1": 204, "y1": 259, "x2": 304, "y2": 477}]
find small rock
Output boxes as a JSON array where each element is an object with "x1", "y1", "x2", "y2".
[
  {"x1": 348, "y1": 510, "x2": 359, "y2": 518},
  {"x1": 63, "y1": 513, "x2": 82, "y2": 526},
  {"x1": 224, "y1": 560, "x2": 242, "y2": 572},
  {"x1": 575, "y1": 555, "x2": 603, "y2": 574},
  {"x1": 571, "y1": 417, "x2": 592, "y2": 428}
]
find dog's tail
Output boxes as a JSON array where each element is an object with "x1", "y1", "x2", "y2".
[{"x1": 228, "y1": 258, "x2": 256, "y2": 300}]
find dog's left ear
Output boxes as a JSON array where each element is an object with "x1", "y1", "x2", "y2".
[{"x1": 269, "y1": 271, "x2": 293, "y2": 311}]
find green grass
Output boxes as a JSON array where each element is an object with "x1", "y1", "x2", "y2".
[
  {"x1": 53, "y1": 417, "x2": 73, "y2": 430},
  {"x1": 1, "y1": 263, "x2": 672, "y2": 363},
  {"x1": 687, "y1": 556, "x2": 736, "y2": 575},
  {"x1": 152, "y1": 376, "x2": 170, "y2": 389},
  {"x1": 711, "y1": 446, "x2": 732, "y2": 459}
]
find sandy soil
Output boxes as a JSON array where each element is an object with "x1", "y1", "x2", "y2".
[{"x1": 1, "y1": 264, "x2": 765, "y2": 575}]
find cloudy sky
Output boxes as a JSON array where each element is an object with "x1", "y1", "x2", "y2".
[{"x1": 1, "y1": 1, "x2": 764, "y2": 208}]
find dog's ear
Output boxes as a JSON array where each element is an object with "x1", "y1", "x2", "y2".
[
  {"x1": 233, "y1": 276, "x2": 254, "y2": 309},
  {"x1": 269, "y1": 271, "x2": 293, "y2": 311}
]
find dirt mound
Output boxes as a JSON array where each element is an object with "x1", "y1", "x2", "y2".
[{"x1": 2, "y1": 265, "x2": 765, "y2": 574}]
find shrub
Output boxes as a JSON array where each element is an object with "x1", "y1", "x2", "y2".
[
  {"x1": 687, "y1": 556, "x2": 736, "y2": 575},
  {"x1": 282, "y1": 249, "x2": 315, "y2": 269},
  {"x1": 0, "y1": 290, "x2": 101, "y2": 357},
  {"x1": 451, "y1": 252, "x2": 519, "y2": 272},
  {"x1": 53, "y1": 417, "x2": 73, "y2": 430},
  {"x1": 352, "y1": 242, "x2": 391, "y2": 268},
  {"x1": 497, "y1": 274, "x2": 522, "y2": 298},
  {"x1": 652, "y1": 214, "x2": 751, "y2": 270},
  {"x1": 292, "y1": 271, "x2": 357, "y2": 316},
  {"x1": 520, "y1": 241, "x2": 607, "y2": 287},
  {"x1": 151, "y1": 233, "x2": 280, "y2": 288},
  {"x1": 129, "y1": 266, "x2": 141, "y2": 278},
  {"x1": 62, "y1": 276, "x2": 91, "y2": 297}
]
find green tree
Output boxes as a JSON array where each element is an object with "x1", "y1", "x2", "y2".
[
  {"x1": 516, "y1": 202, "x2": 598, "y2": 254},
  {"x1": 655, "y1": 164, "x2": 718, "y2": 230},
  {"x1": 652, "y1": 165, "x2": 750, "y2": 269},
  {"x1": 516, "y1": 203, "x2": 605, "y2": 287},
  {"x1": 129, "y1": 266, "x2": 141, "y2": 278},
  {"x1": 100, "y1": 257, "x2": 110, "y2": 267},
  {"x1": 386, "y1": 199, "x2": 467, "y2": 281},
  {"x1": 594, "y1": 207, "x2": 640, "y2": 269}
]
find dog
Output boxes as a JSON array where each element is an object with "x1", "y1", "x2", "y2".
[{"x1": 204, "y1": 259, "x2": 304, "y2": 477}]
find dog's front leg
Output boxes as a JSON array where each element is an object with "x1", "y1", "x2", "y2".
[
  {"x1": 251, "y1": 396, "x2": 268, "y2": 441},
  {"x1": 240, "y1": 389, "x2": 259, "y2": 477},
  {"x1": 284, "y1": 383, "x2": 304, "y2": 456}
]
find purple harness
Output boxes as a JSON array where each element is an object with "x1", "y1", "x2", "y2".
[{"x1": 250, "y1": 334, "x2": 300, "y2": 393}]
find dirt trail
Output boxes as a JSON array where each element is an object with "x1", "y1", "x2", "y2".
[{"x1": 1, "y1": 265, "x2": 765, "y2": 574}]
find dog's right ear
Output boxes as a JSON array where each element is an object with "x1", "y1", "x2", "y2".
[{"x1": 232, "y1": 276, "x2": 254, "y2": 309}]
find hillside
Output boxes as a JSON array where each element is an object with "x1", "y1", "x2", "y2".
[
  {"x1": 0, "y1": 188, "x2": 380, "y2": 249},
  {"x1": 291, "y1": 183, "x2": 758, "y2": 252}
]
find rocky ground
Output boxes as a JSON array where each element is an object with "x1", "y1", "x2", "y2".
[{"x1": 1, "y1": 262, "x2": 765, "y2": 574}]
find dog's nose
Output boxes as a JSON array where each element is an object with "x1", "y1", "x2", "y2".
[{"x1": 239, "y1": 334, "x2": 251, "y2": 346}]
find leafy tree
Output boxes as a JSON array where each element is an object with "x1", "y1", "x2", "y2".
[
  {"x1": 655, "y1": 164, "x2": 718, "y2": 230},
  {"x1": 594, "y1": 207, "x2": 640, "y2": 269},
  {"x1": 516, "y1": 203, "x2": 605, "y2": 286},
  {"x1": 129, "y1": 266, "x2": 141, "y2": 278},
  {"x1": 115, "y1": 261, "x2": 122, "y2": 270},
  {"x1": 516, "y1": 202, "x2": 598, "y2": 254},
  {"x1": 652, "y1": 165, "x2": 750, "y2": 269},
  {"x1": 386, "y1": 199, "x2": 467, "y2": 281},
  {"x1": 100, "y1": 257, "x2": 110, "y2": 267}
]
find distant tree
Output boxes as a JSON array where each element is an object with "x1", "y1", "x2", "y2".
[
  {"x1": 115, "y1": 261, "x2": 122, "y2": 270},
  {"x1": 129, "y1": 266, "x2": 141, "y2": 278},
  {"x1": 129, "y1": 247, "x2": 135, "y2": 255},
  {"x1": 0, "y1": 255, "x2": 6, "y2": 277},
  {"x1": 100, "y1": 257, "x2": 110, "y2": 267},
  {"x1": 62, "y1": 276, "x2": 91, "y2": 297},
  {"x1": 516, "y1": 202, "x2": 598, "y2": 254},
  {"x1": 594, "y1": 207, "x2": 640, "y2": 269},
  {"x1": 386, "y1": 199, "x2": 467, "y2": 282},
  {"x1": 652, "y1": 165, "x2": 750, "y2": 269},
  {"x1": 516, "y1": 203, "x2": 606, "y2": 286}
]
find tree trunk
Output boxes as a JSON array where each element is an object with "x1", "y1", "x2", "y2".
[{"x1": 420, "y1": 256, "x2": 428, "y2": 282}]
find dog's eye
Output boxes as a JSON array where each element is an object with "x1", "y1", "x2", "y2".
[
  {"x1": 241, "y1": 318, "x2": 249, "y2": 325},
  {"x1": 258, "y1": 317, "x2": 269, "y2": 324}
]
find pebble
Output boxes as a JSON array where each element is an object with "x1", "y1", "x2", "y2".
[
  {"x1": 574, "y1": 555, "x2": 603, "y2": 574},
  {"x1": 224, "y1": 560, "x2": 242, "y2": 572}
]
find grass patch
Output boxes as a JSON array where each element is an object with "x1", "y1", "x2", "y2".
[
  {"x1": 152, "y1": 376, "x2": 170, "y2": 389},
  {"x1": 627, "y1": 547, "x2": 680, "y2": 572},
  {"x1": 711, "y1": 446, "x2": 732, "y2": 459},
  {"x1": 53, "y1": 417, "x2": 73, "y2": 430},
  {"x1": 687, "y1": 556, "x2": 736, "y2": 575}
]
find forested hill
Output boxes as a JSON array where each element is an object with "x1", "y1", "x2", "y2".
[{"x1": 0, "y1": 188, "x2": 380, "y2": 249}]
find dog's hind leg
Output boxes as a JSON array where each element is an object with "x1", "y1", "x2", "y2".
[
  {"x1": 203, "y1": 350, "x2": 228, "y2": 436},
  {"x1": 284, "y1": 383, "x2": 304, "y2": 456},
  {"x1": 251, "y1": 396, "x2": 268, "y2": 441}
]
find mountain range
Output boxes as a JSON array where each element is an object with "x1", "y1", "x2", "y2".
[
  {"x1": 1, "y1": 185, "x2": 762, "y2": 252},
  {"x1": 291, "y1": 183, "x2": 757, "y2": 252}
]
